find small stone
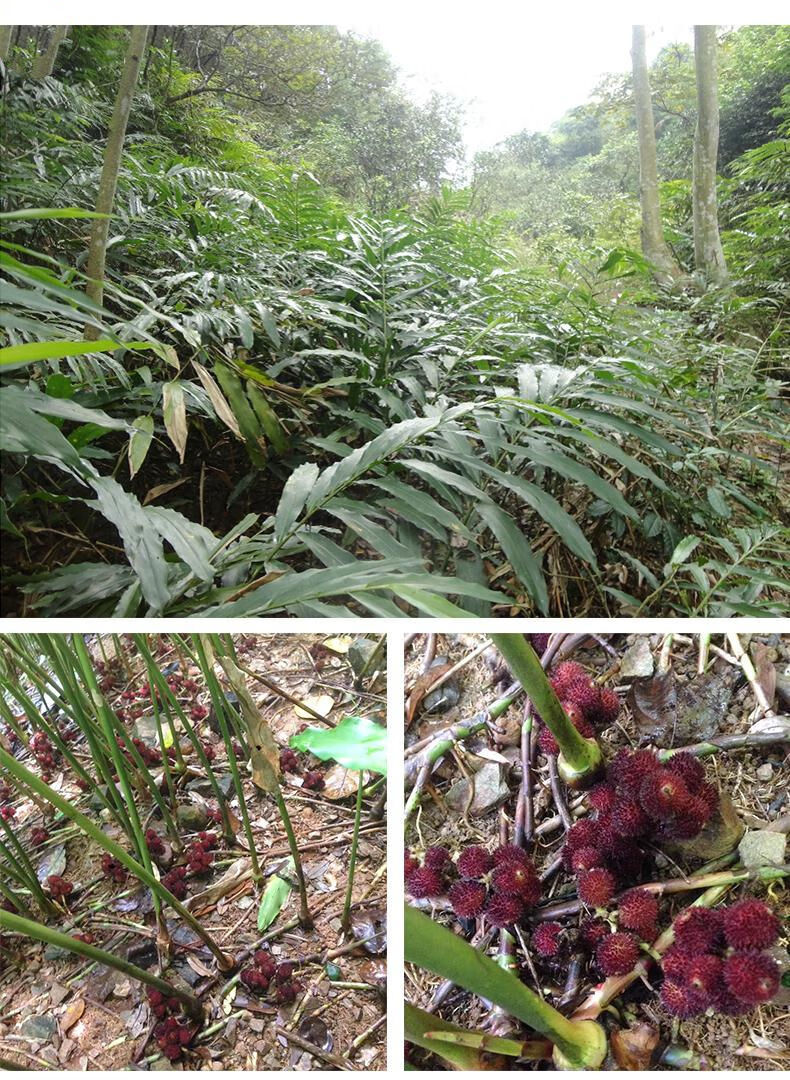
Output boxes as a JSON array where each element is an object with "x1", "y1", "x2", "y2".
[
  {"x1": 756, "y1": 763, "x2": 774, "y2": 781},
  {"x1": 446, "y1": 762, "x2": 509, "y2": 816},
  {"x1": 176, "y1": 803, "x2": 209, "y2": 831},
  {"x1": 20, "y1": 1014, "x2": 58, "y2": 1041},
  {"x1": 620, "y1": 639, "x2": 654, "y2": 678},
  {"x1": 348, "y1": 638, "x2": 378, "y2": 680},
  {"x1": 738, "y1": 828, "x2": 787, "y2": 869},
  {"x1": 249, "y1": 1018, "x2": 265, "y2": 1034}
]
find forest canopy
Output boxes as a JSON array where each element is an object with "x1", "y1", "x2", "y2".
[{"x1": 0, "y1": 24, "x2": 787, "y2": 617}]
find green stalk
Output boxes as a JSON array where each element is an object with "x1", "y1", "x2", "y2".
[
  {"x1": 0, "y1": 748, "x2": 232, "y2": 970},
  {"x1": 193, "y1": 635, "x2": 261, "y2": 881},
  {"x1": 405, "y1": 905, "x2": 606, "y2": 1070},
  {"x1": 341, "y1": 772, "x2": 364, "y2": 933},
  {"x1": 405, "y1": 1002, "x2": 547, "y2": 1068},
  {"x1": 0, "y1": 818, "x2": 56, "y2": 915},
  {"x1": 490, "y1": 635, "x2": 602, "y2": 788},
  {"x1": 274, "y1": 787, "x2": 313, "y2": 930},
  {"x1": 0, "y1": 909, "x2": 203, "y2": 1019}
]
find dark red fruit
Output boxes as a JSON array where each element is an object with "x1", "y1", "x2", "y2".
[
  {"x1": 101, "y1": 854, "x2": 127, "y2": 883},
  {"x1": 570, "y1": 846, "x2": 604, "y2": 874},
  {"x1": 550, "y1": 662, "x2": 586, "y2": 696},
  {"x1": 485, "y1": 892, "x2": 525, "y2": 928},
  {"x1": 578, "y1": 867, "x2": 616, "y2": 908},
  {"x1": 686, "y1": 954, "x2": 723, "y2": 1002},
  {"x1": 660, "y1": 979, "x2": 706, "y2": 1018},
  {"x1": 448, "y1": 880, "x2": 487, "y2": 918},
  {"x1": 456, "y1": 845, "x2": 492, "y2": 879},
  {"x1": 639, "y1": 769, "x2": 690, "y2": 820},
  {"x1": 491, "y1": 844, "x2": 530, "y2": 867},
  {"x1": 618, "y1": 889, "x2": 659, "y2": 938},
  {"x1": 424, "y1": 846, "x2": 451, "y2": 871},
  {"x1": 162, "y1": 866, "x2": 188, "y2": 899},
  {"x1": 610, "y1": 749, "x2": 659, "y2": 792},
  {"x1": 491, "y1": 862, "x2": 540, "y2": 906},
  {"x1": 722, "y1": 899, "x2": 780, "y2": 950},
  {"x1": 563, "y1": 677, "x2": 601, "y2": 719},
  {"x1": 30, "y1": 827, "x2": 50, "y2": 846},
  {"x1": 145, "y1": 829, "x2": 164, "y2": 856},
  {"x1": 253, "y1": 950, "x2": 277, "y2": 978},
  {"x1": 665, "y1": 752, "x2": 705, "y2": 793},
  {"x1": 532, "y1": 922, "x2": 563, "y2": 957},
  {"x1": 587, "y1": 783, "x2": 616, "y2": 813},
  {"x1": 302, "y1": 770, "x2": 325, "y2": 791},
  {"x1": 537, "y1": 725, "x2": 559, "y2": 755},
  {"x1": 610, "y1": 797, "x2": 650, "y2": 838},
  {"x1": 596, "y1": 932, "x2": 640, "y2": 976},
  {"x1": 279, "y1": 748, "x2": 300, "y2": 773},
  {"x1": 565, "y1": 820, "x2": 600, "y2": 851},
  {"x1": 406, "y1": 866, "x2": 443, "y2": 899},
  {"x1": 723, "y1": 951, "x2": 780, "y2": 1004},
  {"x1": 579, "y1": 916, "x2": 609, "y2": 950},
  {"x1": 404, "y1": 849, "x2": 419, "y2": 879},
  {"x1": 596, "y1": 688, "x2": 620, "y2": 725},
  {"x1": 673, "y1": 906, "x2": 723, "y2": 953},
  {"x1": 47, "y1": 875, "x2": 74, "y2": 899}
]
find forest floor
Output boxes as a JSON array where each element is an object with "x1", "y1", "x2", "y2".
[
  {"x1": 404, "y1": 631, "x2": 789, "y2": 1071},
  {"x1": 0, "y1": 633, "x2": 387, "y2": 1071}
]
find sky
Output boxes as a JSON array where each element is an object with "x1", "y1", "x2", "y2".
[{"x1": 343, "y1": 19, "x2": 695, "y2": 158}]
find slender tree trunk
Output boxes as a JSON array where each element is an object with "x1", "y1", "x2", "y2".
[
  {"x1": 0, "y1": 26, "x2": 13, "y2": 63},
  {"x1": 631, "y1": 26, "x2": 684, "y2": 286},
  {"x1": 31, "y1": 25, "x2": 69, "y2": 78},
  {"x1": 84, "y1": 26, "x2": 149, "y2": 330},
  {"x1": 692, "y1": 26, "x2": 728, "y2": 284}
]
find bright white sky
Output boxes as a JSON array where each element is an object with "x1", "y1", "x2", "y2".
[{"x1": 343, "y1": 20, "x2": 695, "y2": 158}]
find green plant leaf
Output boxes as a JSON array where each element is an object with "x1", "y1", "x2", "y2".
[
  {"x1": 290, "y1": 714, "x2": 387, "y2": 775},
  {"x1": 477, "y1": 502, "x2": 549, "y2": 613},
  {"x1": 128, "y1": 416, "x2": 154, "y2": 478},
  {"x1": 0, "y1": 339, "x2": 157, "y2": 366},
  {"x1": 257, "y1": 858, "x2": 294, "y2": 930},
  {"x1": 162, "y1": 381, "x2": 187, "y2": 463}
]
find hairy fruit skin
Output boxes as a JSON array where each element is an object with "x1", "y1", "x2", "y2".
[
  {"x1": 673, "y1": 906, "x2": 723, "y2": 953},
  {"x1": 491, "y1": 863, "x2": 541, "y2": 905},
  {"x1": 456, "y1": 845, "x2": 493, "y2": 879},
  {"x1": 550, "y1": 662, "x2": 587, "y2": 696},
  {"x1": 596, "y1": 932, "x2": 640, "y2": 976},
  {"x1": 570, "y1": 845, "x2": 605, "y2": 874},
  {"x1": 723, "y1": 951, "x2": 780, "y2": 1004},
  {"x1": 610, "y1": 797, "x2": 650, "y2": 838},
  {"x1": 563, "y1": 677, "x2": 601, "y2": 720},
  {"x1": 578, "y1": 867, "x2": 616, "y2": 908},
  {"x1": 686, "y1": 954, "x2": 723, "y2": 1001},
  {"x1": 722, "y1": 899, "x2": 781, "y2": 950},
  {"x1": 448, "y1": 880, "x2": 487, "y2": 918},
  {"x1": 587, "y1": 783, "x2": 616, "y2": 813},
  {"x1": 639, "y1": 769, "x2": 690, "y2": 820},
  {"x1": 664, "y1": 751, "x2": 705, "y2": 793},
  {"x1": 618, "y1": 888, "x2": 659, "y2": 939},
  {"x1": 566, "y1": 819, "x2": 600, "y2": 852},
  {"x1": 596, "y1": 688, "x2": 620, "y2": 725},
  {"x1": 580, "y1": 916, "x2": 609, "y2": 950},
  {"x1": 485, "y1": 892, "x2": 525, "y2": 928},
  {"x1": 424, "y1": 846, "x2": 451, "y2": 871},
  {"x1": 532, "y1": 922, "x2": 563, "y2": 957},
  {"x1": 660, "y1": 979, "x2": 706, "y2": 1018},
  {"x1": 406, "y1": 866, "x2": 444, "y2": 899},
  {"x1": 491, "y1": 844, "x2": 530, "y2": 868}
]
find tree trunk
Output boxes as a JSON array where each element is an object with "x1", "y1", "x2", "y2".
[
  {"x1": 0, "y1": 26, "x2": 13, "y2": 63},
  {"x1": 692, "y1": 25, "x2": 728, "y2": 284},
  {"x1": 84, "y1": 25, "x2": 149, "y2": 329},
  {"x1": 31, "y1": 25, "x2": 69, "y2": 79},
  {"x1": 631, "y1": 26, "x2": 684, "y2": 286}
]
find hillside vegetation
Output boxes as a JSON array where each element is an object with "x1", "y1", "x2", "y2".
[{"x1": 1, "y1": 25, "x2": 787, "y2": 617}]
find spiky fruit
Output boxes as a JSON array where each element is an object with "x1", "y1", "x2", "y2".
[
  {"x1": 532, "y1": 922, "x2": 563, "y2": 957},
  {"x1": 550, "y1": 661, "x2": 586, "y2": 696},
  {"x1": 563, "y1": 678, "x2": 601, "y2": 720},
  {"x1": 570, "y1": 845, "x2": 605, "y2": 874},
  {"x1": 579, "y1": 916, "x2": 609, "y2": 950},
  {"x1": 404, "y1": 850, "x2": 419, "y2": 879},
  {"x1": 722, "y1": 899, "x2": 780, "y2": 950},
  {"x1": 713, "y1": 987, "x2": 751, "y2": 1015},
  {"x1": 485, "y1": 892, "x2": 525, "y2": 928},
  {"x1": 424, "y1": 846, "x2": 451, "y2": 871},
  {"x1": 610, "y1": 797, "x2": 650, "y2": 838},
  {"x1": 673, "y1": 906, "x2": 724, "y2": 953},
  {"x1": 665, "y1": 752, "x2": 705, "y2": 793},
  {"x1": 660, "y1": 980, "x2": 706, "y2": 1018},
  {"x1": 661, "y1": 944, "x2": 693, "y2": 981},
  {"x1": 607, "y1": 840, "x2": 645, "y2": 882},
  {"x1": 723, "y1": 951, "x2": 780, "y2": 1004},
  {"x1": 587, "y1": 783, "x2": 616, "y2": 814},
  {"x1": 661, "y1": 796, "x2": 709, "y2": 839},
  {"x1": 639, "y1": 769, "x2": 690, "y2": 820},
  {"x1": 457, "y1": 845, "x2": 492, "y2": 879},
  {"x1": 696, "y1": 781, "x2": 719, "y2": 815},
  {"x1": 686, "y1": 954, "x2": 723, "y2": 1002},
  {"x1": 491, "y1": 862, "x2": 541, "y2": 905},
  {"x1": 566, "y1": 819, "x2": 600, "y2": 851},
  {"x1": 492, "y1": 844, "x2": 530, "y2": 867},
  {"x1": 618, "y1": 889, "x2": 659, "y2": 938},
  {"x1": 610, "y1": 749, "x2": 660, "y2": 792},
  {"x1": 596, "y1": 932, "x2": 640, "y2": 975},
  {"x1": 406, "y1": 866, "x2": 443, "y2": 899},
  {"x1": 596, "y1": 688, "x2": 620, "y2": 725},
  {"x1": 537, "y1": 725, "x2": 559, "y2": 755},
  {"x1": 448, "y1": 880, "x2": 487, "y2": 919},
  {"x1": 529, "y1": 634, "x2": 550, "y2": 657},
  {"x1": 253, "y1": 951, "x2": 277, "y2": 978},
  {"x1": 578, "y1": 867, "x2": 616, "y2": 908}
]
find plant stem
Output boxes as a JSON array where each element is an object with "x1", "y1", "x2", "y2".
[
  {"x1": 341, "y1": 773, "x2": 364, "y2": 934},
  {"x1": 273, "y1": 787, "x2": 313, "y2": 929},
  {"x1": 490, "y1": 634, "x2": 603, "y2": 788},
  {"x1": 0, "y1": 909, "x2": 203, "y2": 1019}
]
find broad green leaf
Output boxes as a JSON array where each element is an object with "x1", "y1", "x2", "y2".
[
  {"x1": 707, "y1": 487, "x2": 731, "y2": 519},
  {"x1": 128, "y1": 416, "x2": 154, "y2": 479},
  {"x1": 477, "y1": 502, "x2": 549, "y2": 613},
  {"x1": 290, "y1": 714, "x2": 387, "y2": 775},
  {"x1": 0, "y1": 386, "x2": 87, "y2": 475},
  {"x1": 146, "y1": 506, "x2": 217, "y2": 583},
  {"x1": 213, "y1": 362, "x2": 266, "y2": 467},
  {"x1": 0, "y1": 208, "x2": 111, "y2": 220},
  {"x1": 274, "y1": 462, "x2": 320, "y2": 542},
  {"x1": 257, "y1": 859, "x2": 294, "y2": 930},
  {"x1": 192, "y1": 361, "x2": 242, "y2": 438},
  {"x1": 162, "y1": 381, "x2": 187, "y2": 463},
  {"x1": 246, "y1": 383, "x2": 289, "y2": 454},
  {"x1": 666, "y1": 536, "x2": 701, "y2": 571},
  {"x1": 0, "y1": 339, "x2": 157, "y2": 366}
]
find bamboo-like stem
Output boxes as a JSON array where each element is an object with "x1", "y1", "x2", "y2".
[
  {"x1": 341, "y1": 773, "x2": 364, "y2": 934},
  {"x1": 0, "y1": 748, "x2": 232, "y2": 970},
  {"x1": 0, "y1": 909, "x2": 203, "y2": 1019},
  {"x1": 697, "y1": 632, "x2": 711, "y2": 674},
  {"x1": 490, "y1": 634, "x2": 603, "y2": 789},
  {"x1": 273, "y1": 787, "x2": 313, "y2": 930},
  {"x1": 0, "y1": 817, "x2": 56, "y2": 915}
]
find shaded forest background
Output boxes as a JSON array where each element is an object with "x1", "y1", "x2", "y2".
[{"x1": 0, "y1": 25, "x2": 787, "y2": 616}]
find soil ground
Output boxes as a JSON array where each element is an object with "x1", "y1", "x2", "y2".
[
  {"x1": 404, "y1": 631, "x2": 789, "y2": 1071},
  {"x1": 0, "y1": 633, "x2": 387, "y2": 1070}
]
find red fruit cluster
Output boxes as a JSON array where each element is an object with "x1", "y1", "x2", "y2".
[
  {"x1": 0, "y1": 805, "x2": 15, "y2": 821},
  {"x1": 30, "y1": 827, "x2": 50, "y2": 846},
  {"x1": 186, "y1": 833, "x2": 216, "y2": 873},
  {"x1": 239, "y1": 950, "x2": 301, "y2": 1003},
  {"x1": 206, "y1": 806, "x2": 223, "y2": 825},
  {"x1": 162, "y1": 866, "x2": 188, "y2": 899},
  {"x1": 618, "y1": 889, "x2": 660, "y2": 940},
  {"x1": 660, "y1": 899, "x2": 781, "y2": 1019},
  {"x1": 535, "y1": 661, "x2": 614, "y2": 756},
  {"x1": 30, "y1": 731, "x2": 57, "y2": 781},
  {"x1": 146, "y1": 986, "x2": 182, "y2": 1019},
  {"x1": 154, "y1": 1016, "x2": 193, "y2": 1061},
  {"x1": 47, "y1": 875, "x2": 74, "y2": 900},
  {"x1": 404, "y1": 849, "x2": 420, "y2": 879},
  {"x1": 145, "y1": 829, "x2": 165, "y2": 856},
  {"x1": 72, "y1": 932, "x2": 95, "y2": 944},
  {"x1": 191, "y1": 704, "x2": 209, "y2": 722},
  {"x1": 424, "y1": 846, "x2": 450, "y2": 871},
  {"x1": 133, "y1": 737, "x2": 161, "y2": 766},
  {"x1": 302, "y1": 770, "x2": 325, "y2": 791},
  {"x1": 532, "y1": 921, "x2": 563, "y2": 957},
  {"x1": 101, "y1": 854, "x2": 128, "y2": 883},
  {"x1": 596, "y1": 931, "x2": 641, "y2": 975},
  {"x1": 202, "y1": 740, "x2": 217, "y2": 762},
  {"x1": 279, "y1": 748, "x2": 301, "y2": 773},
  {"x1": 443, "y1": 843, "x2": 541, "y2": 928}
]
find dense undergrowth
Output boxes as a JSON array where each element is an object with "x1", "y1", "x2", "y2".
[{"x1": 0, "y1": 33, "x2": 787, "y2": 617}]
